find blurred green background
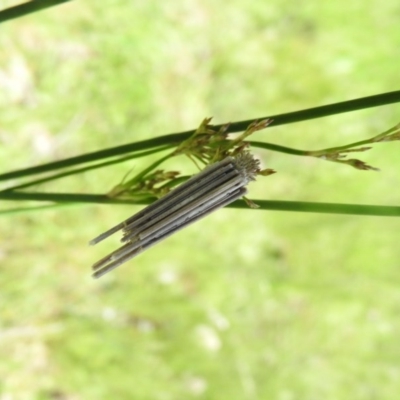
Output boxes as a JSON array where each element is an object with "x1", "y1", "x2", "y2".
[{"x1": 1, "y1": 1, "x2": 400, "y2": 399}]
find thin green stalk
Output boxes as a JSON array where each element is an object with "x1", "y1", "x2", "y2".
[
  {"x1": 1, "y1": 191, "x2": 400, "y2": 217},
  {"x1": 307, "y1": 123, "x2": 400, "y2": 157},
  {"x1": 308, "y1": 137, "x2": 375, "y2": 157},
  {"x1": 0, "y1": 202, "x2": 77, "y2": 216},
  {"x1": 107, "y1": 151, "x2": 175, "y2": 197},
  {"x1": 0, "y1": 141, "x2": 174, "y2": 183},
  {"x1": 0, "y1": 191, "x2": 125, "y2": 204},
  {"x1": 251, "y1": 122, "x2": 400, "y2": 171},
  {"x1": 231, "y1": 200, "x2": 400, "y2": 216},
  {"x1": 0, "y1": 0, "x2": 71, "y2": 23},
  {"x1": 1, "y1": 145, "x2": 173, "y2": 192},
  {"x1": 249, "y1": 141, "x2": 307, "y2": 156},
  {"x1": 121, "y1": 152, "x2": 174, "y2": 187},
  {"x1": 1, "y1": 91, "x2": 399, "y2": 182}
]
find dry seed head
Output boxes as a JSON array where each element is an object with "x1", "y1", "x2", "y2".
[{"x1": 231, "y1": 152, "x2": 260, "y2": 184}]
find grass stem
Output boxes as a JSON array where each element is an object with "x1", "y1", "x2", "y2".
[
  {"x1": 0, "y1": 0, "x2": 72, "y2": 24},
  {"x1": 1, "y1": 91, "x2": 399, "y2": 182},
  {"x1": 1, "y1": 191, "x2": 399, "y2": 217}
]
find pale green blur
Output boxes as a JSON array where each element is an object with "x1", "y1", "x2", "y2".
[{"x1": 0, "y1": 1, "x2": 399, "y2": 399}]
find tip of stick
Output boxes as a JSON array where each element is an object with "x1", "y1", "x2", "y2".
[{"x1": 92, "y1": 271, "x2": 102, "y2": 279}]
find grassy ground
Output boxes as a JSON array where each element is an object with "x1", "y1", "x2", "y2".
[{"x1": 1, "y1": 1, "x2": 400, "y2": 399}]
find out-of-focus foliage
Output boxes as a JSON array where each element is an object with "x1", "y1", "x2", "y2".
[{"x1": 1, "y1": 1, "x2": 400, "y2": 399}]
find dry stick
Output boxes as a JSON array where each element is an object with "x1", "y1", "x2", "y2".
[
  {"x1": 89, "y1": 157, "x2": 235, "y2": 245},
  {"x1": 90, "y1": 154, "x2": 259, "y2": 278},
  {"x1": 92, "y1": 188, "x2": 247, "y2": 278},
  {"x1": 121, "y1": 174, "x2": 246, "y2": 246},
  {"x1": 121, "y1": 169, "x2": 242, "y2": 243}
]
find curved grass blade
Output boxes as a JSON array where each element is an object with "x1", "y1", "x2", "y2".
[{"x1": 0, "y1": 0, "x2": 71, "y2": 24}]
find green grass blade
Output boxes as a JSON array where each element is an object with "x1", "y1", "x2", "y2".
[
  {"x1": 1, "y1": 91, "x2": 399, "y2": 183},
  {"x1": 1, "y1": 191, "x2": 400, "y2": 217},
  {"x1": 0, "y1": 202, "x2": 76, "y2": 216},
  {"x1": 0, "y1": 141, "x2": 175, "y2": 182},
  {"x1": 0, "y1": 0, "x2": 71, "y2": 23},
  {"x1": 230, "y1": 90, "x2": 400, "y2": 132},
  {"x1": 1, "y1": 145, "x2": 173, "y2": 192},
  {"x1": 230, "y1": 200, "x2": 400, "y2": 216},
  {"x1": 0, "y1": 191, "x2": 121, "y2": 204}
]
